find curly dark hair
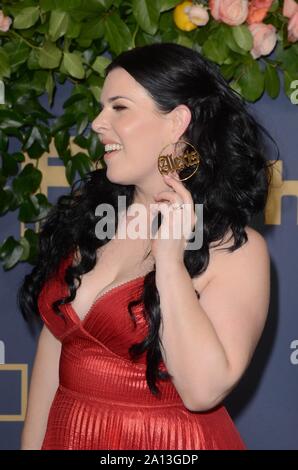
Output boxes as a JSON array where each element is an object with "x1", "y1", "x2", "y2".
[{"x1": 18, "y1": 43, "x2": 278, "y2": 396}]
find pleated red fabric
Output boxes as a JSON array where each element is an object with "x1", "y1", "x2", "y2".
[{"x1": 37, "y1": 251, "x2": 246, "y2": 450}]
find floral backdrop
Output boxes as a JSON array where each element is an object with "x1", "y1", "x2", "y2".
[{"x1": 0, "y1": 0, "x2": 297, "y2": 270}]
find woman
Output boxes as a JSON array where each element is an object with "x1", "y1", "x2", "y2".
[{"x1": 19, "y1": 43, "x2": 275, "y2": 450}]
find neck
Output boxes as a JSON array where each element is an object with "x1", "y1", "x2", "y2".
[{"x1": 132, "y1": 178, "x2": 172, "y2": 212}]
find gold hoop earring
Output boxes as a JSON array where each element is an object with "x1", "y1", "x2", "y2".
[{"x1": 157, "y1": 139, "x2": 200, "y2": 182}]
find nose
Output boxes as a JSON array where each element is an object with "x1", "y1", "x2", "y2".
[{"x1": 91, "y1": 110, "x2": 109, "y2": 133}]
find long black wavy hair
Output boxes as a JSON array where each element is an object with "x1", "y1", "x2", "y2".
[{"x1": 18, "y1": 43, "x2": 277, "y2": 396}]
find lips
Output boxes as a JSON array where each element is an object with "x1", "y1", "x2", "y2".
[
  {"x1": 101, "y1": 139, "x2": 121, "y2": 146},
  {"x1": 104, "y1": 148, "x2": 122, "y2": 159}
]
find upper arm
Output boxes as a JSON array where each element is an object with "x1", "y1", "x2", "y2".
[{"x1": 193, "y1": 227, "x2": 270, "y2": 388}]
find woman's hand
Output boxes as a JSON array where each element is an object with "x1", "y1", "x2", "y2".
[{"x1": 150, "y1": 173, "x2": 197, "y2": 267}]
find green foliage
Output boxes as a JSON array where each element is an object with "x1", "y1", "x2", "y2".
[{"x1": 0, "y1": 0, "x2": 296, "y2": 268}]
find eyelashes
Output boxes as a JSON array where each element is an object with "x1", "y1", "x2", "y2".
[
  {"x1": 98, "y1": 105, "x2": 127, "y2": 112},
  {"x1": 113, "y1": 106, "x2": 127, "y2": 111}
]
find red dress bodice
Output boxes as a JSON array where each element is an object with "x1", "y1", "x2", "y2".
[{"x1": 37, "y1": 252, "x2": 246, "y2": 450}]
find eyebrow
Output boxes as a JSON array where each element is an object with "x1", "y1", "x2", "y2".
[{"x1": 99, "y1": 95, "x2": 134, "y2": 106}]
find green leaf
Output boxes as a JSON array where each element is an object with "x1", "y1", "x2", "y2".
[
  {"x1": 0, "y1": 236, "x2": 23, "y2": 270},
  {"x1": 104, "y1": 12, "x2": 133, "y2": 55},
  {"x1": 0, "y1": 110, "x2": 23, "y2": 129},
  {"x1": 14, "y1": 93, "x2": 55, "y2": 120},
  {"x1": 63, "y1": 52, "x2": 85, "y2": 79},
  {"x1": 65, "y1": 16, "x2": 81, "y2": 39},
  {"x1": 31, "y1": 70, "x2": 49, "y2": 94},
  {"x1": 238, "y1": 60, "x2": 265, "y2": 101},
  {"x1": 65, "y1": 159, "x2": 76, "y2": 185},
  {"x1": 0, "y1": 130, "x2": 8, "y2": 152},
  {"x1": 27, "y1": 48, "x2": 41, "y2": 70},
  {"x1": 12, "y1": 164, "x2": 42, "y2": 197},
  {"x1": 23, "y1": 126, "x2": 50, "y2": 152},
  {"x1": 38, "y1": 41, "x2": 62, "y2": 69},
  {"x1": 86, "y1": 72, "x2": 104, "y2": 91},
  {"x1": 78, "y1": 17, "x2": 105, "y2": 41},
  {"x1": 0, "y1": 170, "x2": 7, "y2": 187},
  {"x1": 95, "y1": 0, "x2": 114, "y2": 9},
  {"x1": 229, "y1": 80, "x2": 243, "y2": 96},
  {"x1": 35, "y1": 193, "x2": 52, "y2": 219},
  {"x1": 19, "y1": 236, "x2": 31, "y2": 261},
  {"x1": 160, "y1": 0, "x2": 180, "y2": 12},
  {"x1": 221, "y1": 25, "x2": 247, "y2": 55},
  {"x1": 26, "y1": 142, "x2": 45, "y2": 159},
  {"x1": 232, "y1": 25, "x2": 253, "y2": 51},
  {"x1": 91, "y1": 56, "x2": 111, "y2": 77},
  {"x1": 63, "y1": 93, "x2": 87, "y2": 108},
  {"x1": 159, "y1": 10, "x2": 175, "y2": 33},
  {"x1": 175, "y1": 34, "x2": 193, "y2": 48},
  {"x1": 0, "y1": 80, "x2": 5, "y2": 105},
  {"x1": 0, "y1": 188, "x2": 11, "y2": 215},
  {"x1": 45, "y1": 71, "x2": 55, "y2": 106},
  {"x1": 264, "y1": 63, "x2": 280, "y2": 99},
  {"x1": 269, "y1": 0, "x2": 279, "y2": 12},
  {"x1": 54, "y1": 129, "x2": 70, "y2": 155},
  {"x1": 88, "y1": 130, "x2": 103, "y2": 160},
  {"x1": 73, "y1": 152, "x2": 91, "y2": 176},
  {"x1": 275, "y1": 46, "x2": 298, "y2": 76},
  {"x1": 78, "y1": 114, "x2": 90, "y2": 135},
  {"x1": 51, "y1": 113, "x2": 77, "y2": 133},
  {"x1": 49, "y1": 10, "x2": 69, "y2": 41},
  {"x1": 40, "y1": 0, "x2": 58, "y2": 11},
  {"x1": 0, "y1": 49, "x2": 10, "y2": 79},
  {"x1": 14, "y1": 7, "x2": 40, "y2": 29},
  {"x1": 220, "y1": 62, "x2": 238, "y2": 81},
  {"x1": 19, "y1": 195, "x2": 40, "y2": 222},
  {"x1": 132, "y1": 0, "x2": 161, "y2": 35},
  {"x1": 202, "y1": 35, "x2": 229, "y2": 64},
  {"x1": 89, "y1": 85, "x2": 101, "y2": 101},
  {"x1": 4, "y1": 187, "x2": 20, "y2": 211},
  {"x1": 1, "y1": 152, "x2": 19, "y2": 176},
  {"x1": 40, "y1": 0, "x2": 82, "y2": 11},
  {"x1": 73, "y1": 134, "x2": 89, "y2": 149},
  {"x1": 4, "y1": 40, "x2": 30, "y2": 72},
  {"x1": 11, "y1": 152, "x2": 25, "y2": 163}
]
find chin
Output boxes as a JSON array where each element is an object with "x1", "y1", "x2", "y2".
[{"x1": 105, "y1": 168, "x2": 130, "y2": 186}]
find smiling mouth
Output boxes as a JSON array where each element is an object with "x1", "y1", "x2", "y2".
[{"x1": 104, "y1": 149, "x2": 122, "y2": 159}]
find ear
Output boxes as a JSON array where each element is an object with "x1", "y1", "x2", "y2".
[{"x1": 169, "y1": 104, "x2": 192, "y2": 142}]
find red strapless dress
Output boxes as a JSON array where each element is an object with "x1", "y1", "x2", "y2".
[{"x1": 37, "y1": 251, "x2": 246, "y2": 450}]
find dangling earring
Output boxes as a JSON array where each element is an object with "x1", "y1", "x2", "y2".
[{"x1": 157, "y1": 139, "x2": 200, "y2": 182}]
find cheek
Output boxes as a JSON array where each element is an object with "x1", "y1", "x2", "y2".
[{"x1": 123, "y1": 116, "x2": 166, "y2": 154}]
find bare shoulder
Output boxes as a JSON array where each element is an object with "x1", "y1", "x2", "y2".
[
  {"x1": 208, "y1": 225, "x2": 270, "y2": 275},
  {"x1": 192, "y1": 226, "x2": 269, "y2": 295}
]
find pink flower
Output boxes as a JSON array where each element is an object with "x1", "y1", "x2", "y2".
[
  {"x1": 0, "y1": 10, "x2": 12, "y2": 32},
  {"x1": 283, "y1": 0, "x2": 298, "y2": 18},
  {"x1": 247, "y1": 0, "x2": 273, "y2": 25},
  {"x1": 248, "y1": 22, "x2": 277, "y2": 59},
  {"x1": 186, "y1": 4, "x2": 209, "y2": 26},
  {"x1": 209, "y1": 0, "x2": 248, "y2": 26},
  {"x1": 288, "y1": 11, "x2": 298, "y2": 42},
  {"x1": 283, "y1": 0, "x2": 298, "y2": 43}
]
